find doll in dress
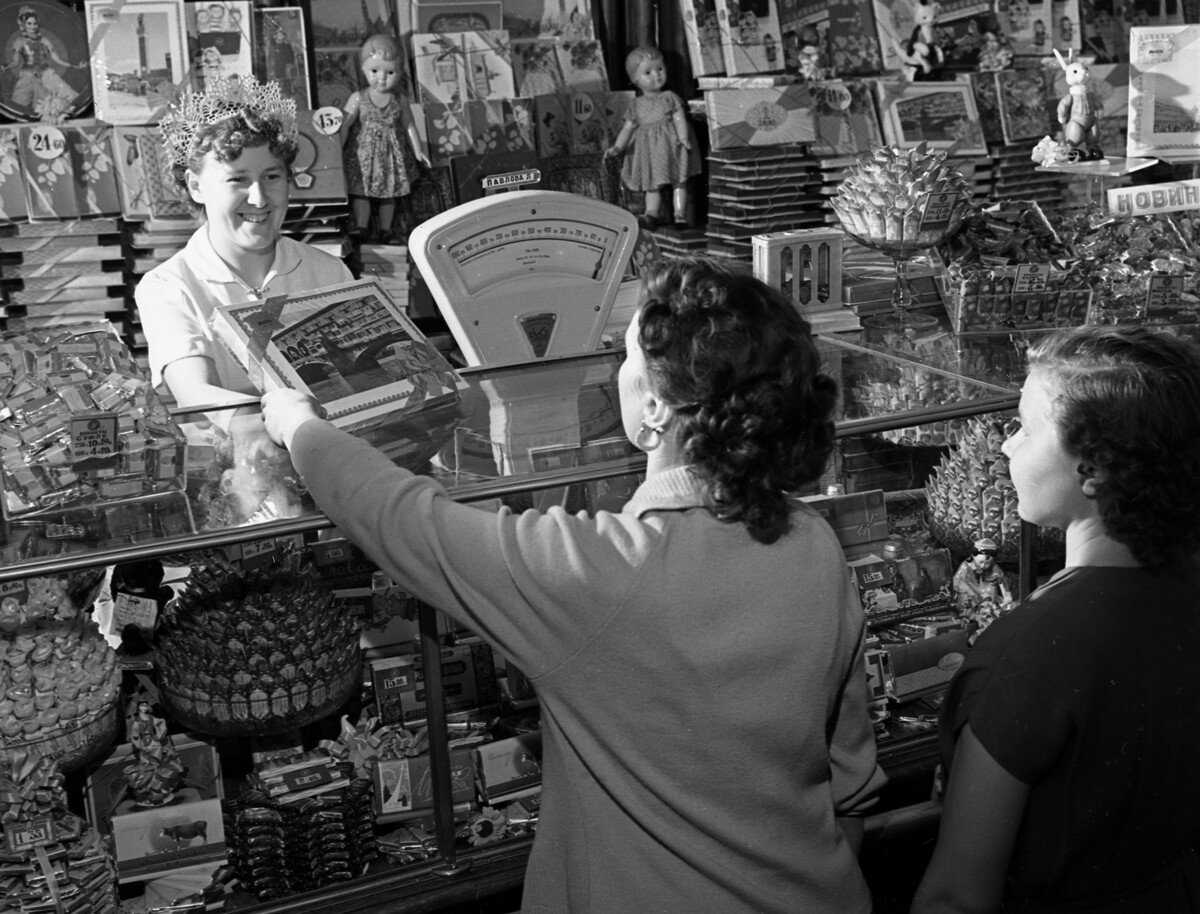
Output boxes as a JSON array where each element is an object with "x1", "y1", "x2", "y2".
[
  {"x1": 604, "y1": 46, "x2": 701, "y2": 230},
  {"x1": 341, "y1": 34, "x2": 431, "y2": 243}
]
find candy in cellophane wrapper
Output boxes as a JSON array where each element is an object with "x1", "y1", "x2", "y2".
[
  {"x1": 0, "y1": 323, "x2": 190, "y2": 522},
  {"x1": 1058, "y1": 209, "x2": 1200, "y2": 326}
]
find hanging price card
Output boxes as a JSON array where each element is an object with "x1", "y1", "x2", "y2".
[
  {"x1": 1013, "y1": 264, "x2": 1050, "y2": 294},
  {"x1": 4, "y1": 816, "x2": 56, "y2": 853},
  {"x1": 917, "y1": 192, "x2": 960, "y2": 230}
]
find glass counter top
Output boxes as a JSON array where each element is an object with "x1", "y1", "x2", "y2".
[{"x1": 1, "y1": 340, "x2": 1019, "y2": 581}]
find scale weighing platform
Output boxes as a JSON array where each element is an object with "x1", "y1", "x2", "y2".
[{"x1": 409, "y1": 190, "x2": 640, "y2": 367}]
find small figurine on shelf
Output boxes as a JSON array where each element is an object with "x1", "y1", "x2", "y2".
[
  {"x1": 952, "y1": 537, "x2": 1014, "y2": 636},
  {"x1": 1053, "y1": 48, "x2": 1103, "y2": 163},
  {"x1": 897, "y1": 0, "x2": 945, "y2": 81},
  {"x1": 341, "y1": 34, "x2": 431, "y2": 244},
  {"x1": 124, "y1": 696, "x2": 186, "y2": 807},
  {"x1": 604, "y1": 46, "x2": 701, "y2": 231}
]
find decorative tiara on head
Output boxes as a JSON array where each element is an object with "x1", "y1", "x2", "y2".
[{"x1": 159, "y1": 76, "x2": 298, "y2": 169}]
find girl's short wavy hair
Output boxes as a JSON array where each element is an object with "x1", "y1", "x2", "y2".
[
  {"x1": 636, "y1": 257, "x2": 838, "y2": 544},
  {"x1": 171, "y1": 111, "x2": 298, "y2": 205},
  {"x1": 1027, "y1": 324, "x2": 1200, "y2": 573}
]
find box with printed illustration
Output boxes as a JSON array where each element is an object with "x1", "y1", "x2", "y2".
[
  {"x1": 370, "y1": 642, "x2": 499, "y2": 727},
  {"x1": 801, "y1": 488, "x2": 889, "y2": 550}
]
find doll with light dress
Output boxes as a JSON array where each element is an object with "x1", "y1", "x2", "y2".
[{"x1": 604, "y1": 46, "x2": 701, "y2": 230}]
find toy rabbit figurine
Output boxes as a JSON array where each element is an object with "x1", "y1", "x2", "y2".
[
  {"x1": 898, "y1": 0, "x2": 945, "y2": 81},
  {"x1": 604, "y1": 46, "x2": 702, "y2": 230},
  {"x1": 341, "y1": 34, "x2": 431, "y2": 243},
  {"x1": 1054, "y1": 48, "x2": 1102, "y2": 162}
]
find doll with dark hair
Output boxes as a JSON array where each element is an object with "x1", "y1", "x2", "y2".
[{"x1": 260, "y1": 256, "x2": 883, "y2": 913}]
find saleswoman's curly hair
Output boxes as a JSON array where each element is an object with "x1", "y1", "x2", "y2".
[
  {"x1": 170, "y1": 110, "x2": 298, "y2": 204},
  {"x1": 637, "y1": 257, "x2": 838, "y2": 544},
  {"x1": 1028, "y1": 324, "x2": 1200, "y2": 573}
]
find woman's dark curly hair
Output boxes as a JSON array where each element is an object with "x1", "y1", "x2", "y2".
[
  {"x1": 171, "y1": 110, "x2": 298, "y2": 205},
  {"x1": 636, "y1": 257, "x2": 838, "y2": 544},
  {"x1": 1027, "y1": 324, "x2": 1200, "y2": 573}
]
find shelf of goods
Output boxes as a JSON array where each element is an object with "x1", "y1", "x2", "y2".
[{"x1": 1, "y1": 330, "x2": 1038, "y2": 912}]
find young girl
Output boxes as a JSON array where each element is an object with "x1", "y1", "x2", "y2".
[
  {"x1": 137, "y1": 76, "x2": 354, "y2": 519},
  {"x1": 604, "y1": 46, "x2": 701, "y2": 229},
  {"x1": 913, "y1": 325, "x2": 1200, "y2": 913},
  {"x1": 341, "y1": 34, "x2": 430, "y2": 244}
]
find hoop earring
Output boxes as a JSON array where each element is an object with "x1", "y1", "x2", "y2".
[{"x1": 635, "y1": 420, "x2": 666, "y2": 452}]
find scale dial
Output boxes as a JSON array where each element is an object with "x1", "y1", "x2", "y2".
[{"x1": 448, "y1": 220, "x2": 622, "y2": 295}]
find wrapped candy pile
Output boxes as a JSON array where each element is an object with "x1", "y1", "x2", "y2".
[
  {"x1": 156, "y1": 549, "x2": 361, "y2": 736},
  {"x1": 832, "y1": 144, "x2": 972, "y2": 246},
  {"x1": 0, "y1": 324, "x2": 188, "y2": 522},
  {"x1": 1052, "y1": 207, "x2": 1200, "y2": 325},
  {"x1": 925, "y1": 414, "x2": 1063, "y2": 562},
  {"x1": 937, "y1": 200, "x2": 1092, "y2": 332},
  {"x1": 0, "y1": 750, "x2": 119, "y2": 914},
  {"x1": 0, "y1": 570, "x2": 122, "y2": 771}
]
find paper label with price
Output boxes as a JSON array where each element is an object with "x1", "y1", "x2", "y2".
[
  {"x1": 1013, "y1": 264, "x2": 1050, "y2": 294},
  {"x1": 918, "y1": 192, "x2": 960, "y2": 230},
  {"x1": 26, "y1": 126, "x2": 66, "y2": 160},
  {"x1": 1146, "y1": 273, "x2": 1183, "y2": 315},
  {"x1": 312, "y1": 107, "x2": 344, "y2": 136},
  {"x1": 5, "y1": 816, "x2": 55, "y2": 852},
  {"x1": 113, "y1": 592, "x2": 159, "y2": 634}
]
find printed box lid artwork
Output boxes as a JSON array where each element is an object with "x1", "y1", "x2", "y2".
[
  {"x1": 185, "y1": 0, "x2": 254, "y2": 94},
  {"x1": 512, "y1": 37, "x2": 568, "y2": 97},
  {"x1": 714, "y1": 0, "x2": 785, "y2": 76},
  {"x1": 1127, "y1": 25, "x2": 1200, "y2": 159},
  {"x1": 809, "y1": 80, "x2": 883, "y2": 156},
  {"x1": 17, "y1": 124, "x2": 122, "y2": 220},
  {"x1": 0, "y1": 126, "x2": 27, "y2": 221},
  {"x1": 876, "y1": 79, "x2": 987, "y2": 154},
  {"x1": 705, "y1": 86, "x2": 816, "y2": 149},
  {"x1": 85, "y1": 0, "x2": 189, "y2": 126},
  {"x1": 679, "y1": 0, "x2": 726, "y2": 77},
  {"x1": 211, "y1": 279, "x2": 468, "y2": 431}
]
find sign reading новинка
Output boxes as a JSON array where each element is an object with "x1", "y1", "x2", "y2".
[{"x1": 1108, "y1": 179, "x2": 1200, "y2": 216}]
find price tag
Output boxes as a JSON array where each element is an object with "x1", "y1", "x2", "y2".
[
  {"x1": 69, "y1": 412, "x2": 119, "y2": 459},
  {"x1": 572, "y1": 93, "x2": 596, "y2": 121},
  {"x1": 4, "y1": 816, "x2": 55, "y2": 853},
  {"x1": 0, "y1": 579, "x2": 29, "y2": 604},
  {"x1": 26, "y1": 125, "x2": 66, "y2": 160},
  {"x1": 917, "y1": 192, "x2": 960, "y2": 230},
  {"x1": 113, "y1": 592, "x2": 159, "y2": 634},
  {"x1": 1146, "y1": 272, "x2": 1182, "y2": 314},
  {"x1": 312, "y1": 107, "x2": 344, "y2": 136},
  {"x1": 1013, "y1": 264, "x2": 1050, "y2": 294}
]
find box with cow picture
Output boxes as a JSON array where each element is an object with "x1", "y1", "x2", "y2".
[{"x1": 85, "y1": 734, "x2": 227, "y2": 881}]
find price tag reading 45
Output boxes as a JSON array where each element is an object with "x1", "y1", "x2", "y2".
[
  {"x1": 917, "y1": 192, "x2": 961, "y2": 230},
  {"x1": 1014, "y1": 264, "x2": 1050, "y2": 294},
  {"x1": 312, "y1": 107, "x2": 344, "y2": 136}
]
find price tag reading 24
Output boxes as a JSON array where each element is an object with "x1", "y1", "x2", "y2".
[
  {"x1": 917, "y1": 191, "x2": 961, "y2": 230},
  {"x1": 26, "y1": 125, "x2": 67, "y2": 160}
]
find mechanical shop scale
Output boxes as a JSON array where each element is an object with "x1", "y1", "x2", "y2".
[{"x1": 409, "y1": 191, "x2": 640, "y2": 478}]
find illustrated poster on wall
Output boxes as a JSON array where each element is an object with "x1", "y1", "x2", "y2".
[
  {"x1": 185, "y1": 0, "x2": 253, "y2": 93},
  {"x1": 253, "y1": 7, "x2": 311, "y2": 108},
  {"x1": 679, "y1": 0, "x2": 726, "y2": 77},
  {"x1": 995, "y1": 0, "x2": 1080, "y2": 55},
  {"x1": 1127, "y1": 25, "x2": 1200, "y2": 159},
  {"x1": 501, "y1": 0, "x2": 593, "y2": 40},
  {"x1": 0, "y1": 0, "x2": 93, "y2": 123},
  {"x1": 714, "y1": 0, "x2": 785, "y2": 76},
  {"x1": 85, "y1": 0, "x2": 188, "y2": 125}
]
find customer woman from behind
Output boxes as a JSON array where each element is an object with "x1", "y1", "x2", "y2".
[
  {"x1": 912, "y1": 324, "x2": 1200, "y2": 913},
  {"x1": 261, "y1": 257, "x2": 885, "y2": 913}
]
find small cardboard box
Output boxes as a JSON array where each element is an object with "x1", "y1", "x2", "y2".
[
  {"x1": 371, "y1": 642, "x2": 499, "y2": 728},
  {"x1": 802, "y1": 488, "x2": 890, "y2": 549},
  {"x1": 476, "y1": 733, "x2": 543, "y2": 803},
  {"x1": 372, "y1": 748, "x2": 477, "y2": 819}
]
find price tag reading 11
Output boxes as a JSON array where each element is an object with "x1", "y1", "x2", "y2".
[
  {"x1": 917, "y1": 192, "x2": 960, "y2": 230},
  {"x1": 1013, "y1": 264, "x2": 1050, "y2": 294}
]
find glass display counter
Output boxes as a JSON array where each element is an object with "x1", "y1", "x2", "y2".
[{"x1": 0, "y1": 333, "x2": 1030, "y2": 913}]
